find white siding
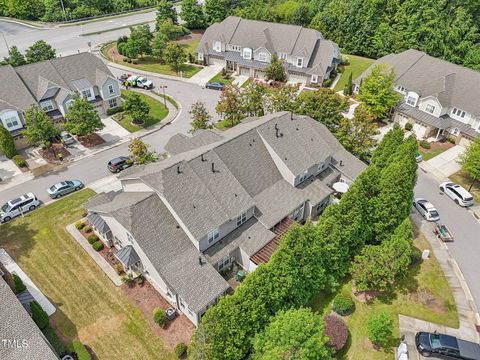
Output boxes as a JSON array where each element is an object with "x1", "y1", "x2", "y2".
[
  {"x1": 449, "y1": 107, "x2": 472, "y2": 125},
  {"x1": 417, "y1": 97, "x2": 442, "y2": 117},
  {"x1": 254, "y1": 47, "x2": 271, "y2": 63}
]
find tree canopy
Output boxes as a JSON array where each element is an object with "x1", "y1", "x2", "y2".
[
  {"x1": 180, "y1": 0, "x2": 206, "y2": 29},
  {"x1": 189, "y1": 101, "x2": 212, "y2": 132},
  {"x1": 124, "y1": 92, "x2": 150, "y2": 124},
  {"x1": 163, "y1": 42, "x2": 187, "y2": 73},
  {"x1": 25, "y1": 40, "x2": 56, "y2": 63},
  {"x1": 23, "y1": 105, "x2": 59, "y2": 148},
  {"x1": 265, "y1": 54, "x2": 287, "y2": 82},
  {"x1": 460, "y1": 136, "x2": 480, "y2": 190},
  {"x1": 64, "y1": 95, "x2": 104, "y2": 136}
]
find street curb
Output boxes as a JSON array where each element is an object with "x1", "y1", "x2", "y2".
[{"x1": 0, "y1": 17, "x2": 51, "y2": 29}]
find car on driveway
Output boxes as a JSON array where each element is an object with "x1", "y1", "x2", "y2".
[
  {"x1": 413, "y1": 198, "x2": 440, "y2": 221},
  {"x1": 205, "y1": 82, "x2": 225, "y2": 91},
  {"x1": 60, "y1": 131, "x2": 75, "y2": 145},
  {"x1": 47, "y1": 180, "x2": 84, "y2": 199},
  {"x1": 440, "y1": 182, "x2": 474, "y2": 207},
  {"x1": 415, "y1": 152, "x2": 423, "y2": 162},
  {"x1": 0, "y1": 193, "x2": 40, "y2": 222},
  {"x1": 107, "y1": 156, "x2": 133, "y2": 173},
  {"x1": 415, "y1": 331, "x2": 480, "y2": 359}
]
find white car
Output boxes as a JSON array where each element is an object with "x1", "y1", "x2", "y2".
[
  {"x1": 127, "y1": 75, "x2": 153, "y2": 89},
  {"x1": 413, "y1": 198, "x2": 440, "y2": 221},
  {"x1": 0, "y1": 193, "x2": 40, "y2": 222},
  {"x1": 440, "y1": 182, "x2": 474, "y2": 207}
]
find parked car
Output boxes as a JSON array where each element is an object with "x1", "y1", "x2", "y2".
[
  {"x1": 107, "y1": 156, "x2": 133, "y2": 173},
  {"x1": 415, "y1": 152, "x2": 423, "y2": 162},
  {"x1": 60, "y1": 131, "x2": 75, "y2": 145},
  {"x1": 0, "y1": 193, "x2": 40, "y2": 222},
  {"x1": 205, "y1": 82, "x2": 225, "y2": 91},
  {"x1": 440, "y1": 182, "x2": 474, "y2": 207},
  {"x1": 415, "y1": 331, "x2": 480, "y2": 359},
  {"x1": 47, "y1": 180, "x2": 84, "y2": 199},
  {"x1": 123, "y1": 75, "x2": 153, "y2": 89},
  {"x1": 413, "y1": 198, "x2": 440, "y2": 221}
]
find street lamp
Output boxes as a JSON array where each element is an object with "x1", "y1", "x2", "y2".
[{"x1": 159, "y1": 85, "x2": 168, "y2": 108}]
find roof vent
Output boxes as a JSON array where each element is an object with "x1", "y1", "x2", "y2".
[
  {"x1": 177, "y1": 166, "x2": 181, "y2": 174},
  {"x1": 276, "y1": 128, "x2": 280, "y2": 138},
  {"x1": 249, "y1": 143, "x2": 252, "y2": 147},
  {"x1": 274, "y1": 123, "x2": 279, "y2": 130},
  {"x1": 198, "y1": 256, "x2": 204, "y2": 266},
  {"x1": 211, "y1": 162, "x2": 216, "y2": 173},
  {"x1": 290, "y1": 112, "x2": 294, "y2": 120},
  {"x1": 193, "y1": 204, "x2": 196, "y2": 209},
  {"x1": 296, "y1": 127, "x2": 299, "y2": 131},
  {"x1": 311, "y1": 138, "x2": 314, "y2": 141},
  {"x1": 201, "y1": 154, "x2": 206, "y2": 162},
  {"x1": 176, "y1": 225, "x2": 180, "y2": 229},
  {"x1": 340, "y1": 160, "x2": 344, "y2": 166},
  {"x1": 234, "y1": 193, "x2": 238, "y2": 197}
]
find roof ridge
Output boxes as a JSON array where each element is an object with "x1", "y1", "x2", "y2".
[
  {"x1": 396, "y1": 49, "x2": 426, "y2": 81},
  {"x1": 227, "y1": 16, "x2": 242, "y2": 44},
  {"x1": 290, "y1": 26, "x2": 304, "y2": 54}
]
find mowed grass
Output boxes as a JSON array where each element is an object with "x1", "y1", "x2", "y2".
[
  {"x1": 450, "y1": 170, "x2": 480, "y2": 203},
  {"x1": 309, "y1": 226, "x2": 458, "y2": 360},
  {"x1": 208, "y1": 71, "x2": 234, "y2": 85},
  {"x1": 0, "y1": 190, "x2": 175, "y2": 360},
  {"x1": 420, "y1": 148, "x2": 446, "y2": 161},
  {"x1": 117, "y1": 89, "x2": 168, "y2": 132},
  {"x1": 334, "y1": 54, "x2": 375, "y2": 92}
]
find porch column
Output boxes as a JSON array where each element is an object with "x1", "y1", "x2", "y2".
[{"x1": 435, "y1": 127, "x2": 441, "y2": 140}]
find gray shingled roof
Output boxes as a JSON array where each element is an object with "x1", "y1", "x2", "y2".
[
  {"x1": 115, "y1": 245, "x2": 140, "y2": 267},
  {"x1": 87, "y1": 213, "x2": 111, "y2": 234},
  {"x1": 331, "y1": 148, "x2": 367, "y2": 181},
  {"x1": 355, "y1": 49, "x2": 480, "y2": 116},
  {"x1": 164, "y1": 130, "x2": 222, "y2": 155},
  {"x1": 0, "y1": 65, "x2": 36, "y2": 112},
  {"x1": 0, "y1": 277, "x2": 58, "y2": 360}
]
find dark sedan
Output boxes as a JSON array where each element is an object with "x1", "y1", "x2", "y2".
[
  {"x1": 205, "y1": 82, "x2": 225, "y2": 91},
  {"x1": 415, "y1": 331, "x2": 480, "y2": 359},
  {"x1": 107, "y1": 156, "x2": 133, "y2": 173}
]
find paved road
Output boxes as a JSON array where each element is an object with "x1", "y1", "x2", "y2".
[
  {"x1": 0, "y1": 67, "x2": 221, "y2": 204},
  {"x1": 415, "y1": 169, "x2": 480, "y2": 312},
  {"x1": 0, "y1": 10, "x2": 157, "y2": 58}
]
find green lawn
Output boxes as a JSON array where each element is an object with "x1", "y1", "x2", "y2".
[
  {"x1": 309, "y1": 227, "x2": 458, "y2": 360},
  {"x1": 103, "y1": 42, "x2": 202, "y2": 78},
  {"x1": 334, "y1": 54, "x2": 375, "y2": 92},
  {"x1": 116, "y1": 90, "x2": 169, "y2": 132},
  {"x1": 208, "y1": 71, "x2": 234, "y2": 85},
  {"x1": 450, "y1": 170, "x2": 480, "y2": 203},
  {"x1": 179, "y1": 37, "x2": 200, "y2": 56},
  {"x1": 420, "y1": 148, "x2": 446, "y2": 161},
  {"x1": 0, "y1": 191, "x2": 175, "y2": 360},
  {"x1": 214, "y1": 119, "x2": 238, "y2": 131}
]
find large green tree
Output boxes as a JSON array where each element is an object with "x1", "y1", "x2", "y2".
[
  {"x1": 215, "y1": 84, "x2": 245, "y2": 127},
  {"x1": 163, "y1": 42, "x2": 187, "y2": 73},
  {"x1": 180, "y1": 0, "x2": 206, "y2": 29},
  {"x1": 2, "y1": 46, "x2": 27, "y2": 67},
  {"x1": 23, "y1": 105, "x2": 58, "y2": 149},
  {"x1": 155, "y1": 0, "x2": 178, "y2": 28},
  {"x1": 265, "y1": 84, "x2": 299, "y2": 113},
  {"x1": 125, "y1": 24, "x2": 152, "y2": 59},
  {"x1": 265, "y1": 54, "x2": 287, "y2": 82},
  {"x1": 205, "y1": 0, "x2": 229, "y2": 24},
  {"x1": 357, "y1": 64, "x2": 400, "y2": 120},
  {"x1": 252, "y1": 308, "x2": 333, "y2": 360},
  {"x1": 242, "y1": 82, "x2": 266, "y2": 117},
  {"x1": 64, "y1": 95, "x2": 104, "y2": 136},
  {"x1": 370, "y1": 123, "x2": 404, "y2": 168},
  {"x1": 124, "y1": 92, "x2": 150, "y2": 124},
  {"x1": 25, "y1": 40, "x2": 56, "y2": 64},
  {"x1": 460, "y1": 136, "x2": 480, "y2": 190},
  {"x1": 0, "y1": 124, "x2": 16, "y2": 158}
]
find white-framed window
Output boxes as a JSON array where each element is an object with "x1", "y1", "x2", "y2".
[
  {"x1": 317, "y1": 162, "x2": 325, "y2": 173},
  {"x1": 227, "y1": 44, "x2": 241, "y2": 52},
  {"x1": 298, "y1": 170, "x2": 308, "y2": 184},
  {"x1": 40, "y1": 100, "x2": 54, "y2": 112},
  {"x1": 218, "y1": 255, "x2": 230, "y2": 271},
  {"x1": 258, "y1": 53, "x2": 266, "y2": 62},
  {"x1": 397, "y1": 85, "x2": 407, "y2": 93},
  {"x1": 236, "y1": 212, "x2": 247, "y2": 227},
  {"x1": 311, "y1": 74, "x2": 318, "y2": 83},
  {"x1": 108, "y1": 84, "x2": 115, "y2": 95},
  {"x1": 198, "y1": 52, "x2": 204, "y2": 61},
  {"x1": 127, "y1": 233, "x2": 134, "y2": 244},
  {"x1": 451, "y1": 127, "x2": 460, "y2": 136},
  {"x1": 406, "y1": 96, "x2": 416, "y2": 106},
  {"x1": 207, "y1": 228, "x2": 220, "y2": 244},
  {"x1": 82, "y1": 88, "x2": 93, "y2": 99},
  {"x1": 109, "y1": 98, "x2": 117, "y2": 108},
  {"x1": 296, "y1": 57, "x2": 303, "y2": 67},
  {"x1": 0, "y1": 111, "x2": 22, "y2": 130},
  {"x1": 425, "y1": 104, "x2": 435, "y2": 114},
  {"x1": 213, "y1": 41, "x2": 221, "y2": 52},
  {"x1": 65, "y1": 99, "x2": 75, "y2": 111},
  {"x1": 452, "y1": 107, "x2": 465, "y2": 118},
  {"x1": 292, "y1": 203, "x2": 305, "y2": 221},
  {"x1": 243, "y1": 48, "x2": 252, "y2": 60},
  {"x1": 278, "y1": 52, "x2": 287, "y2": 60}
]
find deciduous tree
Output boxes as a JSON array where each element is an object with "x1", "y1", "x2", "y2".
[
  {"x1": 151, "y1": 32, "x2": 168, "y2": 59},
  {"x1": 156, "y1": 0, "x2": 178, "y2": 28},
  {"x1": 215, "y1": 84, "x2": 245, "y2": 127},
  {"x1": 125, "y1": 24, "x2": 152, "y2": 59},
  {"x1": 128, "y1": 137, "x2": 157, "y2": 164},
  {"x1": 23, "y1": 105, "x2": 58, "y2": 149},
  {"x1": 163, "y1": 42, "x2": 187, "y2": 73},
  {"x1": 124, "y1": 92, "x2": 150, "y2": 124},
  {"x1": 180, "y1": 0, "x2": 206, "y2": 29},
  {"x1": 242, "y1": 82, "x2": 266, "y2": 117},
  {"x1": 265, "y1": 84, "x2": 299, "y2": 113},
  {"x1": 3, "y1": 46, "x2": 26, "y2": 67},
  {"x1": 25, "y1": 40, "x2": 56, "y2": 63},
  {"x1": 265, "y1": 54, "x2": 286, "y2": 82},
  {"x1": 460, "y1": 136, "x2": 480, "y2": 190},
  {"x1": 157, "y1": 19, "x2": 187, "y2": 41},
  {"x1": 368, "y1": 311, "x2": 393, "y2": 348},
  {"x1": 205, "y1": 0, "x2": 228, "y2": 24},
  {"x1": 189, "y1": 101, "x2": 212, "y2": 132},
  {"x1": 370, "y1": 123, "x2": 404, "y2": 168},
  {"x1": 64, "y1": 95, "x2": 104, "y2": 136}
]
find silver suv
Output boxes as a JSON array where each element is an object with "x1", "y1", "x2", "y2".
[{"x1": 0, "y1": 193, "x2": 40, "y2": 222}]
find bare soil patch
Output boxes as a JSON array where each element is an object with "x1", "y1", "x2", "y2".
[
  {"x1": 177, "y1": 29, "x2": 204, "y2": 44},
  {"x1": 78, "y1": 133, "x2": 105, "y2": 148},
  {"x1": 409, "y1": 287, "x2": 446, "y2": 314},
  {"x1": 39, "y1": 143, "x2": 71, "y2": 163}
]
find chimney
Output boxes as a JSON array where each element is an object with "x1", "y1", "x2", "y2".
[
  {"x1": 211, "y1": 162, "x2": 215, "y2": 173},
  {"x1": 340, "y1": 160, "x2": 344, "y2": 166}
]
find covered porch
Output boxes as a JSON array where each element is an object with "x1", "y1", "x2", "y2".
[{"x1": 114, "y1": 245, "x2": 143, "y2": 279}]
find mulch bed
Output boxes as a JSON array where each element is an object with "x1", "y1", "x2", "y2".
[
  {"x1": 78, "y1": 133, "x2": 105, "y2": 148},
  {"x1": 176, "y1": 29, "x2": 204, "y2": 45},
  {"x1": 39, "y1": 143, "x2": 71, "y2": 163},
  {"x1": 419, "y1": 139, "x2": 454, "y2": 154},
  {"x1": 122, "y1": 280, "x2": 195, "y2": 349}
]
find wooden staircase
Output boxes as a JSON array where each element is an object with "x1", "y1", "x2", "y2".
[{"x1": 251, "y1": 218, "x2": 296, "y2": 265}]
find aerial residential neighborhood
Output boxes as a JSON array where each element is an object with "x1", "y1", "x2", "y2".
[{"x1": 0, "y1": 1, "x2": 480, "y2": 360}]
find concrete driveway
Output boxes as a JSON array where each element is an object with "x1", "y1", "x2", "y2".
[
  {"x1": 188, "y1": 64, "x2": 224, "y2": 86},
  {"x1": 426, "y1": 145, "x2": 465, "y2": 178}
]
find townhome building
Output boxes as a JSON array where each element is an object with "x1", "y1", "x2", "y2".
[
  {"x1": 84, "y1": 112, "x2": 366, "y2": 326},
  {"x1": 0, "y1": 52, "x2": 121, "y2": 149},
  {"x1": 196, "y1": 16, "x2": 340, "y2": 85},
  {"x1": 354, "y1": 49, "x2": 480, "y2": 143}
]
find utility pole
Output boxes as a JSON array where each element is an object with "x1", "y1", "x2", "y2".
[{"x1": 59, "y1": 0, "x2": 68, "y2": 22}]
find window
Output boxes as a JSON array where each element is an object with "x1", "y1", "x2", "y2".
[
  {"x1": 228, "y1": 44, "x2": 241, "y2": 52},
  {"x1": 218, "y1": 256, "x2": 230, "y2": 271},
  {"x1": 452, "y1": 107, "x2": 465, "y2": 118},
  {"x1": 213, "y1": 41, "x2": 221, "y2": 52},
  {"x1": 108, "y1": 84, "x2": 115, "y2": 95},
  {"x1": 296, "y1": 57, "x2": 303, "y2": 67},
  {"x1": 258, "y1": 53, "x2": 266, "y2": 62},
  {"x1": 278, "y1": 52, "x2": 287, "y2": 60},
  {"x1": 236, "y1": 212, "x2": 247, "y2": 227},
  {"x1": 397, "y1": 85, "x2": 407, "y2": 93},
  {"x1": 451, "y1": 127, "x2": 459, "y2": 136},
  {"x1": 317, "y1": 162, "x2": 325, "y2": 173},
  {"x1": 243, "y1": 48, "x2": 252, "y2": 60},
  {"x1": 311, "y1": 74, "x2": 318, "y2": 83},
  {"x1": 207, "y1": 228, "x2": 219, "y2": 244},
  {"x1": 197, "y1": 52, "x2": 204, "y2": 61},
  {"x1": 298, "y1": 170, "x2": 308, "y2": 184},
  {"x1": 292, "y1": 204, "x2": 305, "y2": 221},
  {"x1": 82, "y1": 89, "x2": 92, "y2": 99},
  {"x1": 1, "y1": 112, "x2": 21, "y2": 130},
  {"x1": 425, "y1": 104, "x2": 435, "y2": 113},
  {"x1": 41, "y1": 100, "x2": 54, "y2": 112},
  {"x1": 406, "y1": 96, "x2": 416, "y2": 106},
  {"x1": 109, "y1": 98, "x2": 117, "y2": 108}
]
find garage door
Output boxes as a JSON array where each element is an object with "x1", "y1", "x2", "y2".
[
  {"x1": 209, "y1": 57, "x2": 225, "y2": 66},
  {"x1": 288, "y1": 74, "x2": 307, "y2": 84},
  {"x1": 412, "y1": 123, "x2": 427, "y2": 138},
  {"x1": 240, "y1": 67, "x2": 251, "y2": 76}
]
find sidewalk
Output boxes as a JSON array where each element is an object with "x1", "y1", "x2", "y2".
[
  {"x1": 399, "y1": 213, "x2": 480, "y2": 358},
  {"x1": 66, "y1": 223, "x2": 122, "y2": 286}
]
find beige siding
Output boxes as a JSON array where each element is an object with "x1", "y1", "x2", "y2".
[{"x1": 417, "y1": 97, "x2": 442, "y2": 118}]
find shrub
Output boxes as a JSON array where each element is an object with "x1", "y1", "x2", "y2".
[
  {"x1": 71, "y1": 340, "x2": 91, "y2": 360},
  {"x1": 153, "y1": 307, "x2": 167, "y2": 327},
  {"x1": 0, "y1": 125, "x2": 17, "y2": 158},
  {"x1": 12, "y1": 154, "x2": 26, "y2": 167},
  {"x1": 174, "y1": 342, "x2": 187, "y2": 358},
  {"x1": 420, "y1": 140, "x2": 431, "y2": 149},
  {"x1": 322, "y1": 78, "x2": 333, "y2": 87},
  {"x1": 410, "y1": 246, "x2": 423, "y2": 265},
  {"x1": 92, "y1": 241, "x2": 104, "y2": 252},
  {"x1": 12, "y1": 273, "x2": 26, "y2": 294},
  {"x1": 122, "y1": 273, "x2": 134, "y2": 284},
  {"x1": 115, "y1": 263, "x2": 124, "y2": 275},
  {"x1": 42, "y1": 326, "x2": 66, "y2": 356},
  {"x1": 125, "y1": 57, "x2": 132, "y2": 63},
  {"x1": 117, "y1": 35, "x2": 128, "y2": 45},
  {"x1": 117, "y1": 42, "x2": 127, "y2": 56},
  {"x1": 368, "y1": 311, "x2": 393, "y2": 347},
  {"x1": 447, "y1": 137, "x2": 455, "y2": 144},
  {"x1": 188, "y1": 53, "x2": 194, "y2": 63},
  {"x1": 404, "y1": 122, "x2": 413, "y2": 131},
  {"x1": 324, "y1": 315, "x2": 348, "y2": 353},
  {"x1": 75, "y1": 221, "x2": 85, "y2": 230},
  {"x1": 30, "y1": 300, "x2": 49, "y2": 330},
  {"x1": 132, "y1": 59, "x2": 139, "y2": 65},
  {"x1": 106, "y1": 106, "x2": 124, "y2": 116},
  {"x1": 333, "y1": 293, "x2": 355, "y2": 316},
  {"x1": 83, "y1": 226, "x2": 92, "y2": 233},
  {"x1": 87, "y1": 234, "x2": 99, "y2": 244}
]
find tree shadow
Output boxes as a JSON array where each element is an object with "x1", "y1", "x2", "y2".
[
  {"x1": 335, "y1": 328, "x2": 352, "y2": 360},
  {"x1": 0, "y1": 220, "x2": 38, "y2": 262}
]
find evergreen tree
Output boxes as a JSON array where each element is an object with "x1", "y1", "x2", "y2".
[
  {"x1": 30, "y1": 300, "x2": 49, "y2": 330},
  {"x1": 25, "y1": 40, "x2": 55, "y2": 64},
  {"x1": 0, "y1": 124, "x2": 17, "y2": 158},
  {"x1": 23, "y1": 105, "x2": 59, "y2": 149},
  {"x1": 156, "y1": 0, "x2": 178, "y2": 29},
  {"x1": 3, "y1": 46, "x2": 26, "y2": 67},
  {"x1": 65, "y1": 95, "x2": 104, "y2": 136},
  {"x1": 205, "y1": 0, "x2": 228, "y2": 24},
  {"x1": 180, "y1": 0, "x2": 206, "y2": 29},
  {"x1": 265, "y1": 54, "x2": 286, "y2": 82},
  {"x1": 343, "y1": 72, "x2": 353, "y2": 95}
]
